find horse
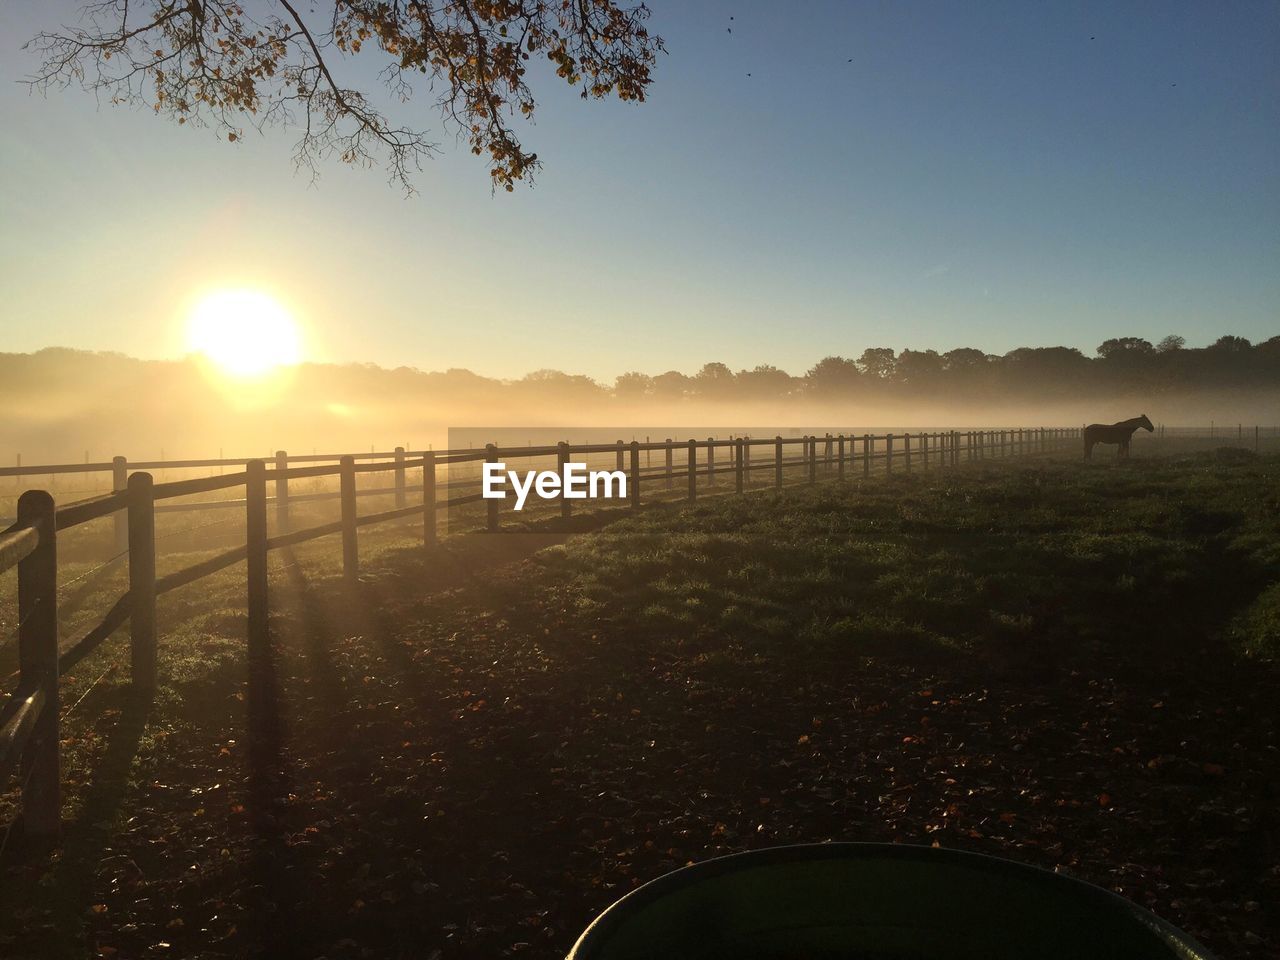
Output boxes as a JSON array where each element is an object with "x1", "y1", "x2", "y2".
[{"x1": 1083, "y1": 414, "x2": 1154, "y2": 460}]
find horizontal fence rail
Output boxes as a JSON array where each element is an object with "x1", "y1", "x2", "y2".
[{"x1": 2, "y1": 426, "x2": 1090, "y2": 836}]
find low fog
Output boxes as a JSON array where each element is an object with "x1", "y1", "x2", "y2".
[{"x1": 2, "y1": 340, "x2": 1277, "y2": 465}]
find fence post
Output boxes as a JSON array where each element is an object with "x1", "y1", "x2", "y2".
[
  {"x1": 707, "y1": 439, "x2": 716, "y2": 487},
  {"x1": 126, "y1": 472, "x2": 156, "y2": 698},
  {"x1": 687, "y1": 440, "x2": 697, "y2": 501},
  {"x1": 886, "y1": 434, "x2": 894, "y2": 475},
  {"x1": 903, "y1": 433, "x2": 912, "y2": 474},
  {"x1": 775, "y1": 437, "x2": 784, "y2": 488},
  {"x1": 665, "y1": 440, "x2": 673, "y2": 489},
  {"x1": 16, "y1": 490, "x2": 59, "y2": 838},
  {"x1": 486, "y1": 445, "x2": 500, "y2": 533},
  {"x1": 808, "y1": 436, "x2": 817, "y2": 484},
  {"x1": 616, "y1": 440, "x2": 625, "y2": 474},
  {"x1": 274, "y1": 450, "x2": 289, "y2": 533},
  {"x1": 340, "y1": 455, "x2": 358, "y2": 580},
  {"x1": 824, "y1": 434, "x2": 833, "y2": 472},
  {"x1": 423, "y1": 451, "x2": 437, "y2": 545},
  {"x1": 630, "y1": 441, "x2": 641, "y2": 508},
  {"x1": 111, "y1": 456, "x2": 128, "y2": 553},
  {"x1": 394, "y1": 446, "x2": 406, "y2": 509},
  {"x1": 863, "y1": 435, "x2": 871, "y2": 478},
  {"x1": 246, "y1": 459, "x2": 269, "y2": 715},
  {"x1": 558, "y1": 443, "x2": 572, "y2": 519},
  {"x1": 735, "y1": 439, "x2": 744, "y2": 494},
  {"x1": 837, "y1": 435, "x2": 846, "y2": 479}
]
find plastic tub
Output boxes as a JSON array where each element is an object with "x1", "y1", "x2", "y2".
[{"x1": 567, "y1": 843, "x2": 1214, "y2": 959}]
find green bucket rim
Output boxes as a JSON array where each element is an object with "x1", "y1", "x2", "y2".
[{"x1": 567, "y1": 842, "x2": 1216, "y2": 959}]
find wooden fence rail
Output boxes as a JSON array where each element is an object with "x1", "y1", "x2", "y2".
[{"x1": 0, "y1": 427, "x2": 1081, "y2": 837}]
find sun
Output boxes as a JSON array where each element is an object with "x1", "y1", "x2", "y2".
[{"x1": 187, "y1": 289, "x2": 302, "y2": 377}]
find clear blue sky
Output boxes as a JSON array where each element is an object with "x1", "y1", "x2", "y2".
[{"x1": 0, "y1": 1, "x2": 1276, "y2": 380}]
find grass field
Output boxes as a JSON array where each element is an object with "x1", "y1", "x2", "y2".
[{"x1": 2, "y1": 447, "x2": 1278, "y2": 959}]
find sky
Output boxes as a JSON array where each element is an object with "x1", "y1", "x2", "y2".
[{"x1": 0, "y1": 1, "x2": 1276, "y2": 382}]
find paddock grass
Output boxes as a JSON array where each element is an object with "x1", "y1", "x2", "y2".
[
  {"x1": 536, "y1": 443, "x2": 1280, "y2": 663},
  {"x1": 1, "y1": 448, "x2": 1277, "y2": 960}
]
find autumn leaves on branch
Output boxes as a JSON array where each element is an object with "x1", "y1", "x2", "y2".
[{"x1": 26, "y1": 0, "x2": 665, "y2": 191}]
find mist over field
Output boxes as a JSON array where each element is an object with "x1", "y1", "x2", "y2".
[{"x1": 2, "y1": 340, "x2": 1277, "y2": 463}]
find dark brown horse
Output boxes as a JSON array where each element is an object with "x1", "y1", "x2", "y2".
[{"x1": 1083, "y1": 414, "x2": 1154, "y2": 459}]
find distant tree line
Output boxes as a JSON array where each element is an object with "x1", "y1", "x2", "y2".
[
  {"x1": 2, "y1": 334, "x2": 1276, "y2": 414},
  {"x1": 550, "y1": 334, "x2": 1280, "y2": 404}
]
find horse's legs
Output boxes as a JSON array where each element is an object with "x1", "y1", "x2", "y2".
[{"x1": 1084, "y1": 440, "x2": 1093, "y2": 460}]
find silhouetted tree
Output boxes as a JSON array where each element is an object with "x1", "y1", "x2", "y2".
[
  {"x1": 735, "y1": 365, "x2": 795, "y2": 400},
  {"x1": 1097, "y1": 337, "x2": 1155, "y2": 359},
  {"x1": 1157, "y1": 335, "x2": 1186, "y2": 352},
  {"x1": 1209, "y1": 335, "x2": 1252, "y2": 353},
  {"x1": 857, "y1": 347, "x2": 896, "y2": 380},
  {"x1": 27, "y1": 1, "x2": 664, "y2": 190},
  {"x1": 515, "y1": 369, "x2": 605, "y2": 401},
  {"x1": 895, "y1": 349, "x2": 944, "y2": 385},
  {"x1": 614, "y1": 372, "x2": 653, "y2": 399},
  {"x1": 999, "y1": 346, "x2": 1089, "y2": 397},
  {"x1": 942, "y1": 348, "x2": 988, "y2": 372},
  {"x1": 804, "y1": 356, "x2": 861, "y2": 396},
  {"x1": 693, "y1": 362, "x2": 736, "y2": 399},
  {"x1": 651, "y1": 370, "x2": 693, "y2": 400}
]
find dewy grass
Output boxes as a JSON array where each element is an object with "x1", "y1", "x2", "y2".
[{"x1": 536, "y1": 450, "x2": 1280, "y2": 663}]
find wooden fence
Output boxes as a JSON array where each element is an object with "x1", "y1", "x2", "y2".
[{"x1": 0, "y1": 427, "x2": 1078, "y2": 837}]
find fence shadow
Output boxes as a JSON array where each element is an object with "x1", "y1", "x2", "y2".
[{"x1": 0, "y1": 689, "x2": 149, "y2": 960}]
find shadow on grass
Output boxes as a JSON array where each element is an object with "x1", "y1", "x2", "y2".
[{"x1": 0, "y1": 689, "x2": 149, "y2": 960}]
